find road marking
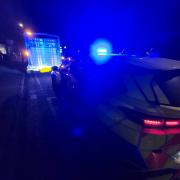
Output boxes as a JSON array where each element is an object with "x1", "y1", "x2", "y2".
[
  {"x1": 20, "y1": 74, "x2": 25, "y2": 97},
  {"x1": 30, "y1": 94, "x2": 37, "y2": 100},
  {"x1": 34, "y1": 74, "x2": 43, "y2": 91},
  {"x1": 29, "y1": 90, "x2": 37, "y2": 94},
  {"x1": 47, "y1": 97, "x2": 57, "y2": 119}
]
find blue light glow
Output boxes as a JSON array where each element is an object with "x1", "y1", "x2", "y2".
[
  {"x1": 97, "y1": 48, "x2": 108, "y2": 55},
  {"x1": 72, "y1": 128, "x2": 83, "y2": 137},
  {"x1": 90, "y1": 39, "x2": 112, "y2": 65}
]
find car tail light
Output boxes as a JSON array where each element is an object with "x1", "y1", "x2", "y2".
[
  {"x1": 165, "y1": 120, "x2": 180, "y2": 127},
  {"x1": 144, "y1": 119, "x2": 164, "y2": 127},
  {"x1": 144, "y1": 119, "x2": 180, "y2": 128}
]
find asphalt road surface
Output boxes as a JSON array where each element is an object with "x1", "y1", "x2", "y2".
[{"x1": 0, "y1": 67, "x2": 146, "y2": 180}]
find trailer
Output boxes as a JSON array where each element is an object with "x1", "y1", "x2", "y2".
[{"x1": 24, "y1": 33, "x2": 61, "y2": 71}]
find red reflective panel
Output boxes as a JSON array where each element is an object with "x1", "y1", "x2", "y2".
[
  {"x1": 165, "y1": 120, "x2": 180, "y2": 127},
  {"x1": 144, "y1": 119, "x2": 164, "y2": 127},
  {"x1": 144, "y1": 128, "x2": 180, "y2": 135}
]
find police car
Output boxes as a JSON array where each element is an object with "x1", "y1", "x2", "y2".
[{"x1": 51, "y1": 55, "x2": 180, "y2": 179}]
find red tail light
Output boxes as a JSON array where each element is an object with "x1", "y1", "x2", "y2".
[
  {"x1": 165, "y1": 120, "x2": 180, "y2": 127},
  {"x1": 144, "y1": 119, "x2": 180, "y2": 128},
  {"x1": 144, "y1": 119, "x2": 164, "y2": 127}
]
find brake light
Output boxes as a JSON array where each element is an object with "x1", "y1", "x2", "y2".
[
  {"x1": 144, "y1": 119, "x2": 164, "y2": 127},
  {"x1": 165, "y1": 120, "x2": 180, "y2": 127},
  {"x1": 144, "y1": 119, "x2": 180, "y2": 128}
]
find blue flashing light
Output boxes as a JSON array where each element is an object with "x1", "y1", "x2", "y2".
[
  {"x1": 97, "y1": 48, "x2": 108, "y2": 56},
  {"x1": 90, "y1": 39, "x2": 112, "y2": 65}
]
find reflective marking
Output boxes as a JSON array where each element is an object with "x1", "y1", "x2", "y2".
[
  {"x1": 29, "y1": 90, "x2": 36, "y2": 94},
  {"x1": 30, "y1": 94, "x2": 37, "y2": 100},
  {"x1": 20, "y1": 75, "x2": 25, "y2": 97},
  {"x1": 35, "y1": 75, "x2": 43, "y2": 91},
  {"x1": 47, "y1": 97, "x2": 57, "y2": 119}
]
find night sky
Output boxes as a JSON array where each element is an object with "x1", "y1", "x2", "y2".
[{"x1": 0, "y1": 0, "x2": 180, "y2": 57}]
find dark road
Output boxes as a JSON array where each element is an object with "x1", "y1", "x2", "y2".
[{"x1": 0, "y1": 67, "x2": 146, "y2": 180}]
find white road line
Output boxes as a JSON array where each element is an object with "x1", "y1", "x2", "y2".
[
  {"x1": 34, "y1": 74, "x2": 57, "y2": 118},
  {"x1": 47, "y1": 96, "x2": 57, "y2": 119},
  {"x1": 35, "y1": 75, "x2": 43, "y2": 91},
  {"x1": 30, "y1": 94, "x2": 37, "y2": 100},
  {"x1": 20, "y1": 74, "x2": 25, "y2": 98},
  {"x1": 29, "y1": 90, "x2": 37, "y2": 94}
]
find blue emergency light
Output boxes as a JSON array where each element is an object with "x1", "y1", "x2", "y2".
[{"x1": 90, "y1": 39, "x2": 112, "y2": 65}]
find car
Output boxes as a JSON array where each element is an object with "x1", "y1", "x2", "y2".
[
  {"x1": 96, "y1": 56, "x2": 180, "y2": 174},
  {"x1": 51, "y1": 55, "x2": 180, "y2": 178},
  {"x1": 51, "y1": 65, "x2": 75, "y2": 98}
]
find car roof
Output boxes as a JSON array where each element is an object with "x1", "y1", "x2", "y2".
[{"x1": 127, "y1": 57, "x2": 180, "y2": 71}]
